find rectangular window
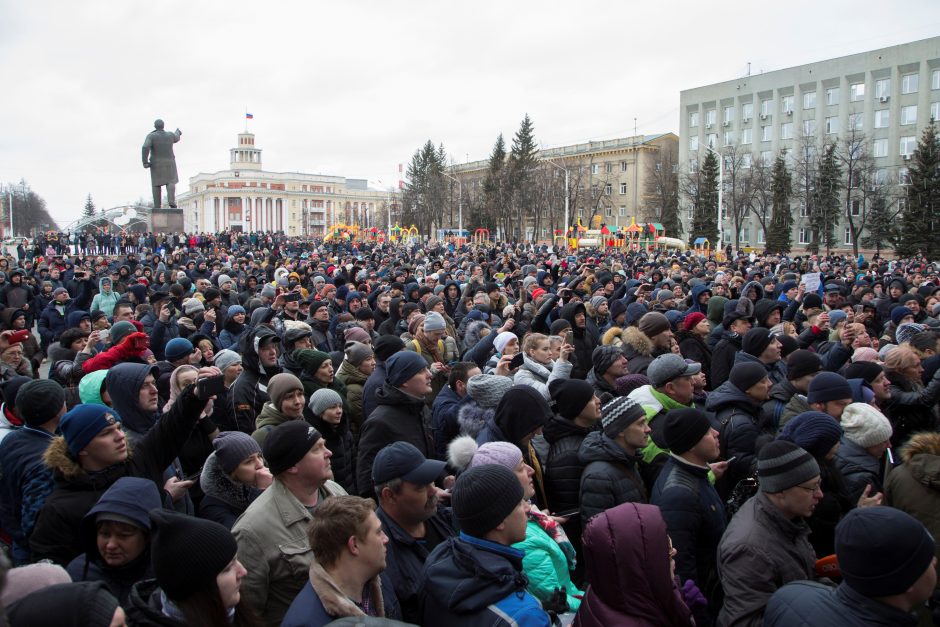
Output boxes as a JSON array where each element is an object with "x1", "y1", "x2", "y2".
[
  {"x1": 874, "y1": 109, "x2": 890, "y2": 128},
  {"x1": 932, "y1": 102, "x2": 940, "y2": 122},
  {"x1": 724, "y1": 106, "x2": 734, "y2": 124},
  {"x1": 803, "y1": 119, "x2": 816, "y2": 136},
  {"x1": 899, "y1": 197, "x2": 908, "y2": 214},
  {"x1": 724, "y1": 131, "x2": 736, "y2": 146},
  {"x1": 741, "y1": 128, "x2": 752, "y2": 144},
  {"x1": 799, "y1": 227, "x2": 811, "y2": 244},
  {"x1": 873, "y1": 138, "x2": 888, "y2": 157},
  {"x1": 850, "y1": 199, "x2": 861, "y2": 216},
  {"x1": 689, "y1": 136, "x2": 699, "y2": 151},
  {"x1": 844, "y1": 227, "x2": 853, "y2": 245},
  {"x1": 803, "y1": 91, "x2": 816, "y2": 109},
  {"x1": 605, "y1": 207, "x2": 612, "y2": 217},
  {"x1": 902, "y1": 73, "x2": 919, "y2": 94},
  {"x1": 825, "y1": 116, "x2": 840, "y2": 134},
  {"x1": 781, "y1": 122, "x2": 793, "y2": 139},
  {"x1": 874, "y1": 169, "x2": 888, "y2": 185},
  {"x1": 849, "y1": 112, "x2": 863, "y2": 130},
  {"x1": 619, "y1": 206, "x2": 625, "y2": 217},
  {"x1": 899, "y1": 167, "x2": 911, "y2": 185},
  {"x1": 742, "y1": 153, "x2": 752, "y2": 169},
  {"x1": 591, "y1": 164, "x2": 599, "y2": 174},
  {"x1": 690, "y1": 111, "x2": 700, "y2": 127},
  {"x1": 901, "y1": 105, "x2": 917, "y2": 125},
  {"x1": 933, "y1": 70, "x2": 940, "y2": 90},
  {"x1": 619, "y1": 182, "x2": 627, "y2": 195},
  {"x1": 760, "y1": 150, "x2": 772, "y2": 164},
  {"x1": 757, "y1": 229, "x2": 765, "y2": 243},
  {"x1": 689, "y1": 159, "x2": 699, "y2": 172},
  {"x1": 742, "y1": 103, "x2": 753, "y2": 120},
  {"x1": 621, "y1": 161, "x2": 628, "y2": 172},
  {"x1": 591, "y1": 184, "x2": 598, "y2": 198},
  {"x1": 900, "y1": 136, "x2": 916, "y2": 156},
  {"x1": 761, "y1": 100, "x2": 772, "y2": 116},
  {"x1": 606, "y1": 163, "x2": 613, "y2": 174},
  {"x1": 875, "y1": 78, "x2": 891, "y2": 99},
  {"x1": 826, "y1": 87, "x2": 840, "y2": 105},
  {"x1": 706, "y1": 134, "x2": 718, "y2": 149},
  {"x1": 799, "y1": 201, "x2": 809, "y2": 217},
  {"x1": 782, "y1": 95, "x2": 794, "y2": 113},
  {"x1": 739, "y1": 227, "x2": 750, "y2": 243},
  {"x1": 705, "y1": 109, "x2": 717, "y2": 126},
  {"x1": 761, "y1": 125, "x2": 772, "y2": 141},
  {"x1": 605, "y1": 183, "x2": 612, "y2": 196},
  {"x1": 850, "y1": 83, "x2": 865, "y2": 101}
]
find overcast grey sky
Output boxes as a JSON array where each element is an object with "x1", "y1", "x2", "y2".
[{"x1": 1, "y1": 0, "x2": 938, "y2": 228}]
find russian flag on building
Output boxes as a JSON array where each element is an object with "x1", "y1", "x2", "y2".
[{"x1": 245, "y1": 112, "x2": 254, "y2": 119}]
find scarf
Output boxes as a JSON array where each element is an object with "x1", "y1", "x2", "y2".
[{"x1": 526, "y1": 505, "x2": 577, "y2": 570}]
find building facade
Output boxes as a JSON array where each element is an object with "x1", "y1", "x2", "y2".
[
  {"x1": 679, "y1": 36, "x2": 940, "y2": 252},
  {"x1": 451, "y1": 133, "x2": 678, "y2": 239},
  {"x1": 177, "y1": 132, "x2": 390, "y2": 235}
]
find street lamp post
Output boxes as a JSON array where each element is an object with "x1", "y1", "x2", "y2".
[
  {"x1": 704, "y1": 145, "x2": 724, "y2": 251},
  {"x1": 542, "y1": 158, "x2": 569, "y2": 247},
  {"x1": 442, "y1": 172, "x2": 462, "y2": 240}
]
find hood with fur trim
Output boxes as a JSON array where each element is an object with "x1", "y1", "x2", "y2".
[
  {"x1": 901, "y1": 432, "x2": 940, "y2": 464},
  {"x1": 43, "y1": 435, "x2": 131, "y2": 484},
  {"x1": 621, "y1": 326, "x2": 653, "y2": 358},
  {"x1": 602, "y1": 326, "x2": 624, "y2": 347},
  {"x1": 457, "y1": 402, "x2": 493, "y2": 440}
]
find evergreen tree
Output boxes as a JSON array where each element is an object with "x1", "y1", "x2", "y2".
[
  {"x1": 482, "y1": 134, "x2": 508, "y2": 235},
  {"x1": 861, "y1": 193, "x2": 899, "y2": 256},
  {"x1": 689, "y1": 151, "x2": 719, "y2": 245},
  {"x1": 402, "y1": 140, "x2": 447, "y2": 237},
  {"x1": 809, "y1": 143, "x2": 842, "y2": 255},
  {"x1": 83, "y1": 194, "x2": 96, "y2": 219},
  {"x1": 898, "y1": 123, "x2": 940, "y2": 259},
  {"x1": 508, "y1": 114, "x2": 539, "y2": 239},
  {"x1": 767, "y1": 155, "x2": 794, "y2": 254}
]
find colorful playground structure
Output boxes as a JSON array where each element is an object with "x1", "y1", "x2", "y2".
[{"x1": 554, "y1": 216, "x2": 695, "y2": 252}]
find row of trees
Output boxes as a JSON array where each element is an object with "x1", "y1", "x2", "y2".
[
  {"x1": 401, "y1": 115, "x2": 682, "y2": 241},
  {"x1": 684, "y1": 123, "x2": 940, "y2": 257},
  {"x1": 0, "y1": 180, "x2": 60, "y2": 236}
]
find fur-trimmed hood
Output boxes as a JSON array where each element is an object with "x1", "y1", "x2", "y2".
[
  {"x1": 602, "y1": 326, "x2": 624, "y2": 347},
  {"x1": 199, "y1": 452, "x2": 261, "y2": 511},
  {"x1": 457, "y1": 402, "x2": 494, "y2": 440},
  {"x1": 621, "y1": 326, "x2": 653, "y2": 357},
  {"x1": 306, "y1": 561, "x2": 387, "y2": 619},
  {"x1": 43, "y1": 435, "x2": 130, "y2": 484},
  {"x1": 901, "y1": 432, "x2": 940, "y2": 463}
]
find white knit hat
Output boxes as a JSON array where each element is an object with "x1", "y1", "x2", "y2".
[{"x1": 841, "y1": 403, "x2": 893, "y2": 448}]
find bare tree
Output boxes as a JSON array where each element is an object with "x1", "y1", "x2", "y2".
[
  {"x1": 836, "y1": 129, "x2": 875, "y2": 256},
  {"x1": 746, "y1": 153, "x2": 774, "y2": 247},
  {"x1": 721, "y1": 143, "x2": 755, "y2": 250},
  {"x1": 643, "y1": 143, "x2": 681, "y2": 237}
]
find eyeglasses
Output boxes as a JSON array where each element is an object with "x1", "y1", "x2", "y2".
[{"x1": 794, "y1": 481, "x2": 823, "y2": 494}]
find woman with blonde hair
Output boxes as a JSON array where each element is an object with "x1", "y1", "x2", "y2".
[
  {"x1": 513, "y1": 333, "x2": 574, "y2": 400},
  {"x1": 882, "y1": 345, "x2": 940, "y2": 448}
]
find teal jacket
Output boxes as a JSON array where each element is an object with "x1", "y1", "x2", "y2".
[{"x1": 513, "y1": 520, "x2": 583, "y2": 611}]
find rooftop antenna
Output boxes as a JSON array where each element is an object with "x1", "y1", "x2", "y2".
[{"x1": 747, "y1": 62, "x2": 751, "y2": 76}]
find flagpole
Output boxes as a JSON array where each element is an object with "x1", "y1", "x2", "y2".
[{"x1": 244, "y1": 106, "x2": 248, "y2": 133}]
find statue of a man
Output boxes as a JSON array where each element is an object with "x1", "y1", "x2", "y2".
[{"x1": 142, "y1": 119, "x2": 182, "y2": 208}]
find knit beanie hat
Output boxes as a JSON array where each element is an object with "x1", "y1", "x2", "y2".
[
  {"x1": 212, "y1": 431, "x2": 262, "y2": 474},
  {"x1": 217, "y1": 274, "x2": 233, "y2": 287},
  {"x1": 757, "y1": 440, "x2": 820, "y2": 493},
  {"x1": 802, "y1": 293, "x2": 823, "y2": 311},
  {"x1": 549, "y1": 319, "x2": 571, "y2": 335},
  {"x1": 262, "y1": 420, "x2": 322, "y2": 475},
  {"x1": 741, "y1": 327, "x2": 774, "y2": 357},
  {"x1": 779, "y1": 411, "x2": 843, "y2": 459},
  {"x1": 149, "y1": 509, "x2": 237, "y2": 601},
  {"x1": 293, "y1": 349, "x2": 332, "y2": 376},
  {"x1": 493, "y1": 331, "x2": 517, "y2": 354},
  {"x1": 407, "y1": 314, "x2": 426, "y2": 337},
  {"x1": 309, "y1": 388, "x2": 343, "y2": 417},
  {"x1": 549, "y1": 379, "x2": 596, "y2": 420},
  {"x1": 203, "y1": 287, "x2": 221, "y2": 303},
  {"x1": 213, "y1": 349, "x2": 242, "y2": 372},
  {"x1": 17, "y1": 379, "x2": 66, "y2": 427},
  {"x1": 806, "y1": 371, "x2": 852, "y2": 404},
  {"x1": 836, "y1": 507, "x2": 936, "y2": 596},
  {"x1": 850, "y1": 347, "x2": 881, "y2": 363},
  {"x1": 682, "y1": 312, "x2": 706, "y2": 332},
  {"x1": 0, "y1": 562, "x2": 71, "y2": 607},
  {"x1": 610, "y1": 299, "x2": 628, "y2": 322},
  {"x1": 600, "y1": 396, "x2": 646, "y2": 438},
  {"x1": 59, "y1": 404, "x2": 123, "y2": 457},
  {"x1": 592, "y1": 345, "x2": 624, "y2": 376},
  {"x1": 451, "y1": 464, "x2": 524, "y2": 538},
  {"x1": 895, "y1": 322, "x2": 926, "y2": 346},
  {"x1": 729, "y1": 361, "x2": 768, "y2": 393},
  {"x1": 424, "y1": 311, "x2": 447, "y2": 332},
  {"x1": 638, "y1": 312, "x2": 670, "y2": 337},
  {"x1": 183, "y1": 298, "x2": 205, "y2": 316},
  {"x1": 282, "y1": 323, "x2": 313, "y2": 347},
  {"x1": 469, "y1": 441, "x2": 523, "y2": 470},
  {"x1": 385, "y1": 351, "x2": 429, "y2": 388},
  {"x1": 0, "y1": 375, "x2": 33, "y2": 411},
  {"x1": 266, "y1": 373, "x2": 304, "y2": 411},
  {"x1": 227, "y1": 304, "x2": 246, "y2": 317},
  {"x1": 425, "y1": 295, "x2": 443, "y2": 312},
  {"x1": 840, "y1": 403, "x2": 893, "y2": 448},
  {"x1": 344, "y1": 341, "x2": 374, "y2": 367},
  {"x1": 164, "y1": 337, "x2": 194, "y2": 362},
  {"x1": 465, "y1": 374, "x2": 514, "y2": 409},
  {"x1": 786, "y1": 349, "x2": 822, "y2": 380},
  {"x1": 4, "y1": 581, "x2": 119, "y2": 627},
  {"x1": 890, "y1": 306, "x2": 914, "y2": 327},
  {"x1": 589, "y1": 296, "x2": 607, "y2": 311},
  {"x1": 109, "y1": 320, "x2": 137, "y2": 345},
  {"x1": 663, "y1": 408, "x2": 712, "y2": 455},
  {"x1": 340, "y1": 325, "x2": 369, "y2": 345},
  {"x1": 614, "y1": 373, "x2": 651, "y2": 396},
  {"x1": 373, "y1": 335, "x2": 405, "y2": 362}
]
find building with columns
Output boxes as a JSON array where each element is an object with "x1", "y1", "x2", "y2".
[{"x1": 177, "y1": 131, "x2": 390, "y2": 235}]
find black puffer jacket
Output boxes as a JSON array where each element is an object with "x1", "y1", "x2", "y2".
[
  {"x1": 306, "y1": 408, "x2": 357, "y2": 495},
  {"x1": 676, "y1": 329, "x2": 712, "y2": 389},
  {"x1": 231, "y1": 326, "x2": 282, "y2": 434},
  {"x1": 560, "y1": 302, "x2": 595, "y2": 380},
  {"x1": 543, "y1": 414, "x2": 594, "y2": 516},
  {"x1": 578, "y1": 431, "x2": 647, "y2": 525},
  {"x1": 882, "y1": 368, "x2": 940, "y2": 449},
  {"x1": 356, "y1": 383, "x2": 435, "y2": 498},
  {"x1": 705, "y1": 380, "x2": 769, "y2": 499},
  {"x1": 710, "y1": 330, "x2": 743, "y2": 388}
]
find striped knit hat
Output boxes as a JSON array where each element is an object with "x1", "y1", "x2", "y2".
[
  {"x1": 600, "y1": 396, "x2": 646, "y2": 438},
  {"x1": 757, "y1": 441, "x2": 820, "y2": 493}
]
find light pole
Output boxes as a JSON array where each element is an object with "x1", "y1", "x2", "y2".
[
  {"x1": 704, "y1": 145, "x2": 724, "y2": 251},
  {"x1": 542, "y1": 158, "x2": 569, "y2": 247},
  {"x1": 442, "y1": 171, "x2": 462, "y2": 240}
]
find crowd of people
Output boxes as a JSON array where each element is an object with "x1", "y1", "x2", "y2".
[{"x1": 0, "y1": 229, "x2": 937, "y2": 626}]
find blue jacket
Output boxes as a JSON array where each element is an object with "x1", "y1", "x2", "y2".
[
  {"x1": 419, "y1": 532, "x2": 551, "y2": 627},
  {"x1": 765, "y1": 581, "x2": 918, "y2": 626},
  {"x1": 651, "y1": 455, "x2": 726, "y2": 590},
  {"x1": 361, "y1": 361, "x2": 387, "y2": 422},
  {"x1": 431, "y1": 385, "x2": 464, "y2": 459},
  {"x1": 37, "y1": 280, "x2": 92, "y2": 344},
  {"x1": 0, "y1": 426, "x2": 56, "y2": 562}
]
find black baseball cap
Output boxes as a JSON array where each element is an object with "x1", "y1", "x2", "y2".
[{"x1": 372, "y1": 442, "x2": 446, "y2": 486}]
